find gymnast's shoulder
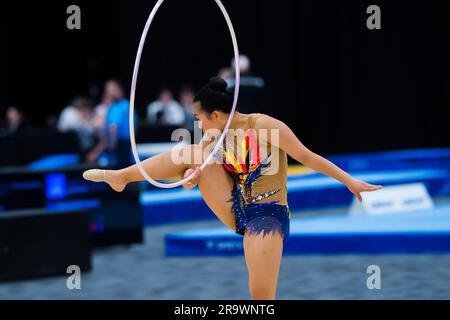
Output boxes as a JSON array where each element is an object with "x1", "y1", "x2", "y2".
[{"x1": 253, "y1": 113, "x2": 289, "y2": 131}]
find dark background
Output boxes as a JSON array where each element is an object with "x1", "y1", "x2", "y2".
[{"x1": 0, "y1": 0, "x2": 449, "y2": 156}]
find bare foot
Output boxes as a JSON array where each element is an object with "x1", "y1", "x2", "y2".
[{"x1": 83, "y1": 169, "x2": 126, "y2": 193}]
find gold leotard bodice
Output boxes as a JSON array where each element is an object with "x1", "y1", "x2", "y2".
[{"x1": 210, "y1": 113, "x2": 289, "y2": 211}]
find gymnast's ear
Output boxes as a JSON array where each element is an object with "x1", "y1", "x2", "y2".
[{"x1": 210, "y1": 110, "x2": 222, "y2": 121}]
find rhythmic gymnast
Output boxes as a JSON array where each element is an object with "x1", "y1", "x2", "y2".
[{"x1": 83, "y1": 77, "x2": 383, "y2": 300}]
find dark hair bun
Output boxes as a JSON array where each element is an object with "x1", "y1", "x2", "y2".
[{"x1": 208, "y1": 77, "x2": 228, "y2": 92}]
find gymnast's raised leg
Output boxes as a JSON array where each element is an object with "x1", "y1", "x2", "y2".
[{"x1": 83, "y1": 143, "x2": 238, "y2": 231}]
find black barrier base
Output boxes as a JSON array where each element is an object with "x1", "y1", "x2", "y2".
[{"x1": 0, "y1": 209, "x2": 92, "y2": 282}]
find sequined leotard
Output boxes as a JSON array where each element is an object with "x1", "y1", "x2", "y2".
[{"x1": 212, "y1": 112, "x2": 291, "y2": 241}]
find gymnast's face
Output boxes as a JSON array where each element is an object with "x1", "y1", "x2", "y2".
[{"x1": 193, "y1": 102, "x2": 227, "y2": 133}]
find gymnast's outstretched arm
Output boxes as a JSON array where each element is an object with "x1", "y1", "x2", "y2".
[{"x1": 254, "y1": 115, "x2": 383, "y2": 202}]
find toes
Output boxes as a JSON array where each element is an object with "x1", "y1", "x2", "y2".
[{"x1": 83, "y1": 169, "x2": 106, "y2": 183}]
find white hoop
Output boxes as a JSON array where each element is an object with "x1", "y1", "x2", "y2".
[{"x1": 129, "y1": 0, "x2": 240, "y2": 189}]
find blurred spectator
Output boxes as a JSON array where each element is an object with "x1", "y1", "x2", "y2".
[
  {"x1": 227, "y1": 54, "x2": 267, "y2": 114},
  {"x1": 87, "y1": 79, "x2": 136, "y2": 167},
  {"x1": 57, "y1": 96, "x2": 96, "y2": 153},
  {"x1": 1, "y1": 105, "x2": 28, "y2": 136},
  {"x1": 93, "y1": 93, "x2": 113, "y2": 133},
  {"x1": 179, "y1": 86, "x2": 196, "y2": 132},
  {"x1": 147, "y1": 88, "x2": 185, "y2": 126},
  {"x1": 218, "y1": 67, "x2": 233, "y2": 82}
]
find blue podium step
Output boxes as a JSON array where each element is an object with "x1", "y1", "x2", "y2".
[
  {"x1": 164, "y1": 204, "x2": 450, "y2": 256},
  {"x1": 325, "y1": 147, "x2": 450, "y2": 172},
  {"x1": 142, "y1": 168, "x2": 450, "y2": 225}
]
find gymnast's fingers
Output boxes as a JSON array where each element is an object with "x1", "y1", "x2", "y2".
[
  {"x1": 192, "y1": 167, "x2": 201, "y2": 181},
  {"x1": 364, "y1": 183, "x2": 383, "y2": 191}
]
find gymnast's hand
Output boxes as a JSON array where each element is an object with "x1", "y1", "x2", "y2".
[
  {"x1": 182, "y1": 167, "x2": 201, "y2": 190},
  {"x1": 346, "y1": 178, "x2": 383, "y2": 203}
]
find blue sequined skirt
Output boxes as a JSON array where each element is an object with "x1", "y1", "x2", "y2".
[
  {"x1": 227, "y1": 175, "x2": 290, "y2": 243},
  {"x1": 235, "y1": 202, "x2": 291, "y2": 243}
]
